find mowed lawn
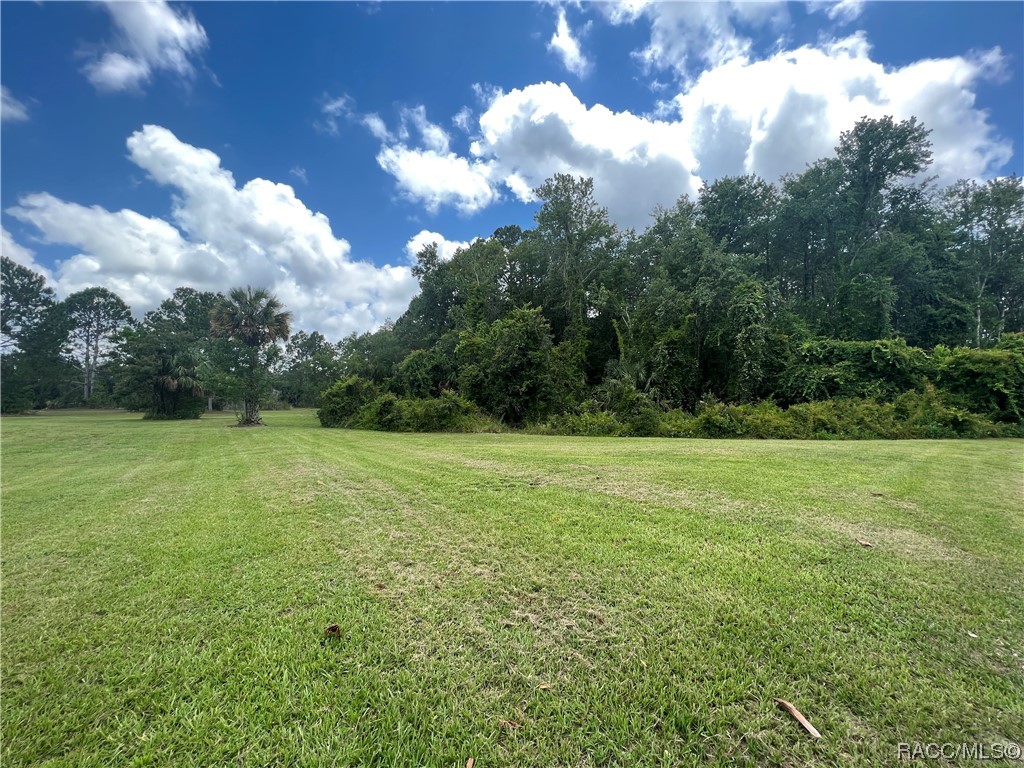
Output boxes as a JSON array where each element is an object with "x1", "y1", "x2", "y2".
[{"x1": 1, "y1": 411, "x2": 1022, "y2": 767}]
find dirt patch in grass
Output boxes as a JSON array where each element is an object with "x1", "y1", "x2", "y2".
[
  {"x1": 432, "y1": 454, "x2": 740, "y2": 512},
  {"x1": 818, "y1": 517, "x2": 970, "y2": 562}
]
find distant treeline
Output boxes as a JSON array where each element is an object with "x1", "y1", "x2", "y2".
[{"x1": 3, "y1": 116, "x2": 1023, "y2": 437}]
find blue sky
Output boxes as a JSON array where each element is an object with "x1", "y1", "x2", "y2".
[{"x1": 2, "y1": 1, "x2": 1022, "y2": 338}]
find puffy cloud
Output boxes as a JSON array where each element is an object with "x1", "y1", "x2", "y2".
[
  {"x1": 673, "y1": 33, "x2": 1013, "y2": 185},
  {"x1": 376, "y1": 145, "x2": 498, "y2": 214},
  {"x1": 368, "y1": 30, "x2": 1012, "y2": 228},
  {"x1": 472, "y1": 81, "x2": 699, "y2": 227},
  {"x1": 82, "y1": 0, "x2": 208, "y2": 92},
  {"x1": 7, "y1": 126, "x2": 419, "y2": 338},
  {"x1": 1, "y1": 86, "x2": 29, "y2": 123},
  {"x1": 404, "y1": 230, "x2": 474, "y2": 264},
  {"x1": 324, "y1": 103, "x2": 496, "y2": 214},
  {"x1": 369, "y1": 83, "x2": 699, "y2": 228},
  {"x1": 371, "y1": 106, "x2": 494, "y2": 214},
  {"x1": 548, "y1": 8, "x2": 591, "y2": 78}
]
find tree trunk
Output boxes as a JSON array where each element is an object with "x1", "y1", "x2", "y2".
[{"x1": 242, "y1": 397, "x2": 262, "y2": 426}]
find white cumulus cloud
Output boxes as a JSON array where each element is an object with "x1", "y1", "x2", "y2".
[
  {"x1": 404, "y1": 230, "x2": 474, "y2": 264},
  {"x1": 82, "y1": 0, "x2": 208, "y2": 93},
  {"x1": 472, "y1": 81, "x2": 699, "y2": 228},
  {"x1": 376, "y1": 145, "x2": 498, "y2": 214},
  {"x1": 6, "y1": 126, "x2": 419, "y2": 338},
  {"x1": 673, "y1": 33, "x2": 1013, "y2": 185},
  {"x1": 366, "y1": 29, "x2": 1013, "y2": 229}
]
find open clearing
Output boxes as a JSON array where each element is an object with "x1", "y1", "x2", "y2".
[{"x1": 2, "y1": 410, "x2": 1022, "y2": 766}]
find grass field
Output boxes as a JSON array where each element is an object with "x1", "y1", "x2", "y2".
[{"x1": 2, "y1": 410, "x2": 1022, "y2": 767}]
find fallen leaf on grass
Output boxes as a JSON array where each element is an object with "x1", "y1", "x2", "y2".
[
  {"x1": 870, "y1": 492, "x2": 885, "y2": 497},
  {"x1": 466, "y1": 759, "x2": 474, "y2": 768},
  {"x1": 967, "y1": 631, "x2": 979, "y2": 639},
  {"x1": 323, "y1": 624, "x2": 342, "y2": 638},
  {"x1": 773, "y1": 698, "x2": 822, "y2": 739},
  {"x1": 537, "y1": 683, "x2": 553, "y2": 690},
  {"x1": 857, "y1": 539, "x2": 874, "y2": 548}
]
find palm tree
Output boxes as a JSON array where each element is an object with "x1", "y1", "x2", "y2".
[{"x1": 210, "y1": 287, "x2": 291, "y2": 425}]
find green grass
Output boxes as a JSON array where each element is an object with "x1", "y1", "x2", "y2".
[{"x1": 2, "y1": 410, "x2": 1022, "y2": 767}]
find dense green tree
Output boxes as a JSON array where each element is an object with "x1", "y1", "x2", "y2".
[
  {"x1": 698, "y1": 175, "x2": 779, "y2": 280},
  {"x1": 121, "y1": 288, "x2": 222, "y2": 415},
  {"x1": 835, "y1": 115, "x2": 933, "y2": 258},
  {"x1": 275, "y1": 331, "x2": 344, "y2": 406},
  {"x1": 210, "y1": 287, "x2": 292, "y2": 425},
  {"x1": 533, "y1": 174, "x2": 618, "y2": 339},
  {"x1": 2, "y1": 256, "x2": 55, "y2": 353},
  {"x1": 0, "y1": 260, "x2": 75, "y2": 412},
  {"x1": 115, "y1": 326, "x2": 209, "y2": 419},
  {"x1": 457, "y1": 306, "x2": 556, "y2": 425}
]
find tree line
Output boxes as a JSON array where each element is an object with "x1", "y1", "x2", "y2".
[{"x1": 2, "y1": 116, "x2": 1022, "y2": 436}]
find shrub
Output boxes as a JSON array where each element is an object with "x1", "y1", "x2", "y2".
[
  {"x1": 780, "y1": 338, "x2": 930, "y2": 404},
  {"x1": 317, "y1": 376, "x2": 379, "y2": 427},
  {"x1": 539, "y1": 407, "x2": 624, "y2": 437},
  {"x1": 932, "y1": 345, "x2": 1024, "y2": 423},
  {"x1": 143, "y1": 396, "x2": 206, "y2": 420},
  {"x1": 399, "y1": 390, "x2": 483, "y2": 432},
  {"x1": 328, "y1": 389, "x2": 502, "y2": 433}
]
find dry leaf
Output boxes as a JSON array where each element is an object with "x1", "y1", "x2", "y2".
[
  {"x1": 967, "y1": 631, "x2": 979, "y2": 638},
  {"x1": 466, "y1": 759, "x2": 474, "y2": 768},
  {"x1": 773, "y1": 698, "x2": 822, "y2": 739},
  {"x1": 857, "y1": 539, "x2": 874, "y2": 548},
  {"x1": 538, "y1": 683, "x2": 553, "y2": 690},
  {"x1": 323, "y1": 624, "x2": 342, "y2": 638}
]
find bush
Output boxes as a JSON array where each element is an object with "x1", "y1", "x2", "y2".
[
  {"x1": 317, "y1": 376, "x2": 379, "y2": 427},
  {"x1": 322, "y1": 388, "x2": 502, "y2": 433},
  {"x1": 143, "y1": 395, "x2": 206, "y2": 420},
  {"x1": 537, "y1": 405, "x2": 624, "y2": 436},
  {"x1": 400, "y1": 391, "x2": 484, "y2": 432},
  {"x1": 643, "y1": 391, "x2": 1009, "y2": 440},
  {"x1": 932, "y1": 345, "x2": 1024, "y2": 423},
  {"x1": 780, "y1": 338, "x2": 930, "y2": 404}
]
